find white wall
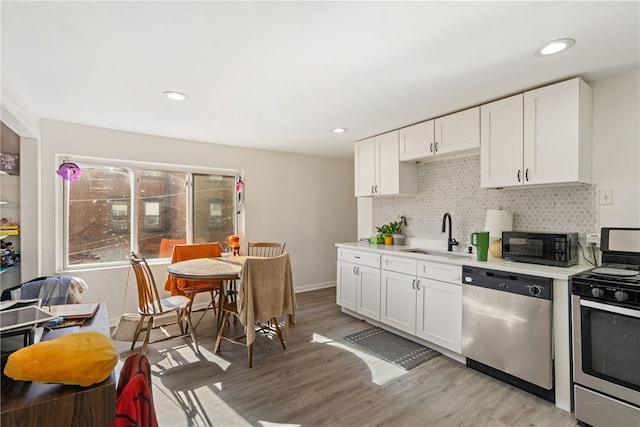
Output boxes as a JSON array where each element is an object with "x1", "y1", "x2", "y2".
[
  {"x1": 34, "y1": 120, "x2": 356, "y2": 323},
  {"x1": 591, "y1": 69, "x2": 640, "y2": 228}
]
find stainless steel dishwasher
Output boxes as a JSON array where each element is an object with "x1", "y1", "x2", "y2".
[{"x1": 461, "y1": 265, "x2": 554, "y2": 402}]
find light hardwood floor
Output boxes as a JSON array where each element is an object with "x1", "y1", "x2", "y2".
[{"x1": 113, "y1": 287, "x2": 578, "y2": 427}]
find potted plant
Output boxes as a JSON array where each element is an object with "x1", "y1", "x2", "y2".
[
  {"x1": 376, "y1": 215, "x2": 408, "y2": 246},
  {"x1": 375, "y1": 223, "x2": 394, "y2": 245},
  {"x1": 390, "y1": 215, "x2": 408, "y2": 246}
]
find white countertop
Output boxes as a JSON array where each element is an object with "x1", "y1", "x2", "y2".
[{"x1": 335, "y1": 241, "x2": 592, "y2": 280}]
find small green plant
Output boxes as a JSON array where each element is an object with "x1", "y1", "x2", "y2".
[
  {"x1": 376, "y1": 215, "x2": 408, "y2": 237},
  {"x1": 376, "y1": 223, "x2": 393, "y2": 237}
]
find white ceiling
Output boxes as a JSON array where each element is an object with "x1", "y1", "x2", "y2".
[{"x1": 2, "y1": 1, "x2": 639, "y2": 160}]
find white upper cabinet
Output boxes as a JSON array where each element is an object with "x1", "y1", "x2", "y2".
[
  {"x1": 399, "y1": 120, "x2": 434, "y2": 161},
  {"x1": 481, "y1": 77, "x2": 592, "y2": 188},
  {"x1": 480, "y1": 94, "x2": 524, "y2": 188},
  {"x1": 355, "y1": 131, "x2": 417, "y2": 197},
  {"x1": 434, "y1": 106, "x2": 480, "y2": 156},
  {"x1": 523, "y1": 78, "x2": 592, "y2": 186},
  {"x1": 355, "y1": 137, "x2": 376, "y2": 197},
  {"x1": 399, "y1": 107, "x2": 480, "y2": 163}
]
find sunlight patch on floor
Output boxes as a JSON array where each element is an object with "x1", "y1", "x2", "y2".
[
  {"x1": 147, "y1": 344, "x2": 253, "y2": 426},
  {"x1": 259, "y1": 421, "x2": 302, "y2": 427},
  {"x1": 311, "y1": 332, "x2": 407, "y2": 385}
]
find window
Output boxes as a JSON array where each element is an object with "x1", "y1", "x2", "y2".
[
  {"x1": 63, "y1": 161, "x2": 238, "y2": 267},
  {"x1": 208, "y1": 199, "x2": 223, "y2": 229},
  {"x1": 110, "y1": 202, "x2": 130, "y2": 233},
  {"x1": 143, "y1": 200, "x2": 161, "y2": 231}
]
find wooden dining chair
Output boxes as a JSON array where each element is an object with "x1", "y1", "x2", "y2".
[
  {"x1": 164, "y1": 242, "x2": 223, "y2": 328},
  {"x1": 245, "y1": 242, "x2": 287, "y2": 327},
  {"x1": 128, "y1": 252, "x2": 199, "y2": 354},
  {"x1": 247, "y1": 242, "x2": 286, "y2": 258},
  {"x1": 214, "y1": 253, "x2": 296, "y2": 368}
]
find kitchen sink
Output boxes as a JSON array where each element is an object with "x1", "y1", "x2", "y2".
[{"x1": 400, "y1": 248, "x2": 472, "y2": 259}]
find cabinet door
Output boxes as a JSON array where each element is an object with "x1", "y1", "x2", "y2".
[
  {"x1": 480, "y1": 94, "x2": 524, "y2": 188},
  {"x1": 399, "y1": 120, "x2": 434, "y2": 161},
  {"x1": 416, "y1": 278, "x2": 462, "y2": 353},
  {"x1": 375, "y1": 131, "x2": 400, "y2": 195},
  {"x1": 357, "y1": 264, "x2": 381, "y2": 321},
  {"x1": 380, "y1": 270, "x2": 416, "y2": 334},
  {"x1": 337, "y1": 261, "x2": 358, "y2": 311},
  {"x1": 523, "y1": 78, "x2": 585, "y2": 185},
  {"x1": 354, "y1": 138, "x2": 375, "y2": 197},
  {"x1": 434, "y1": 107, "x2": 480, "y2": 155}
]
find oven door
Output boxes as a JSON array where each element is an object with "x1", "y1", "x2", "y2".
[{"x1": 572, "y1": 295, "x2": 640, "y2": 406}]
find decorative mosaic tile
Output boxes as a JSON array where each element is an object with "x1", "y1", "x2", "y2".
[{"x1": 373, "y1": 155, "x2": 598, "y2": 247}]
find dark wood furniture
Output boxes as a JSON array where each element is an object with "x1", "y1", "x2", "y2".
[{"x1": 0, "y1": 302, "x2": 116, "y2": 427}]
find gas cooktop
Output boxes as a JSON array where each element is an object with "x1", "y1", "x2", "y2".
[
  {"x1": 571, "y1": 228, "x2": 640, "y2": 305},
  {"x1": 573, "y1": 263, "x2": 640, "y2": 287}
]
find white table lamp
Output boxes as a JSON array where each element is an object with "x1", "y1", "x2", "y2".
[{"x1": 484, "y1": 208, "x2": 513, "y2": 258}]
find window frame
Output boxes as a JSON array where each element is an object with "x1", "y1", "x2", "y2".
[{"x1": 58, "y1": 155, "x2": 240, "y2": 271}]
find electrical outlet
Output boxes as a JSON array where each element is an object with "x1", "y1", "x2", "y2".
[
  {"x1": 586, "y1": 233, "x2": 600, "y2": 246},
  {"x1": 599, "y1": 189, "x2": 613, "y2": 205}
]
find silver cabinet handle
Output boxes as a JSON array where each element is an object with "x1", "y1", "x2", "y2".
[
  {"x1": 429, "y1": 143, "x2": 434, "y2": 153},
  {"x1": 517, "y1": 170, "x2": 521, "y2": 182},
  {"x1": 356, "y1": 266, "x2": 360, "y2": 275},
  {"x1": 525, "y1": 168, "x2": 529, "y2": 181},
  {"x1": 371, "y1": 185, "x2": 375, "y2": 194},
  {"x1": 416, "y1": 279, "x2": 421, "y2": 291},
  {"x1": 353, "y1": 266, "x2": 357, "y2": 275},
  {"x1": 434, "y1": 142, "x2": 439, "y2": 152},
  {"x1": 411, "y1": 279, "x2": 416, "y2": 290}
]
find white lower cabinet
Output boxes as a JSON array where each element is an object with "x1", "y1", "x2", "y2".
[
  {"x1": 416, "y1": 261, "x2": 462, "y2": 353},
  {"x1": 338, "y1": 251, "x2": 463, "y2": 355},
  {"x1": 336, "y1": 249, "x2": 381, "y2": 320},
  {"x1": 379, "y1": 255, "x2": 462, "y2": 353},
  {"x1": 380, "y1": 269, "x2": 417, "y2": 334}
]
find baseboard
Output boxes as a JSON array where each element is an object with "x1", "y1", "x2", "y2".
[{"x1": 295, "y1": 281, "x2": 335, "y2": 293}]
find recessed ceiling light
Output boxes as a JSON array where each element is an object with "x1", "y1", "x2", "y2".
[
  {"x1": 163, "y1": 91, "x2": 189, "y2": 101},
  {"x1": 536, "y1": 38, "x2": 575, "y2": 56},
  {"x1": 332, "y1": 128, "x2": 348, "y2": 134}
]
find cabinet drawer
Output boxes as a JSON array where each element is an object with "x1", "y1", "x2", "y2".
[
  {"x1": 382, "y1": 255, "x2": 417, "y2": 275},
  {"x1": 338, "y1": 249, "x2": 380, "y2": 268},
  {"x1": 417, "y1": 261, "x2": 461, "y2": 284}
]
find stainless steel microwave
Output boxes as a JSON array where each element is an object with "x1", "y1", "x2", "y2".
[{"x1": 502, "y1": 231, "x2": 579, "y2": 267}]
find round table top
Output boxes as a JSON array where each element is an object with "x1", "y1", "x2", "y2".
[{"x1": 167, "y1": 256, "x2": 248, "y2": 280}]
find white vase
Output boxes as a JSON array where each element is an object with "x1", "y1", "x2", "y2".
[{"x1": 392, "y1": 234, "x2": 405, "y2": 245}]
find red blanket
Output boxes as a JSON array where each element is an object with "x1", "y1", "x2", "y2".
[{"x1": 110, "y1": 353, "x2": 158, "y2": 427}]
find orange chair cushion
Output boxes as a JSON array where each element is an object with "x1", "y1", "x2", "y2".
[
  {"x1": 164, "y1": 242, "x2": 223, "y2": 296},
  {"x1": 158, "y1": 238, "x2": 186, "y2": 258}
]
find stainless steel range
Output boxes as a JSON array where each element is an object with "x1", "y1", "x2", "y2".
[{"x1": 571, "y1": 227, "x2": 640, "y2": 427}]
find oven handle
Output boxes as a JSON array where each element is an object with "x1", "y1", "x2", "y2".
[{"x1": 581, "y1": 299, "x2": 640, "y2": 319}]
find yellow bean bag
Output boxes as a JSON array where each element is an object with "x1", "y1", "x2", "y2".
[{"x1": 4, "y1": 331, "x2": 118, "y2": 387}]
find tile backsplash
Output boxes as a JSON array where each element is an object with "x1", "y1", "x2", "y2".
[{"x1": 373, "y1": 155, "x2": 598, "y2": 247}]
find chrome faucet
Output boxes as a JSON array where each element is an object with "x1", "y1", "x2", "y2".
[{"x1": 441, "y1": 212, "x2": 459, "y2": 252}]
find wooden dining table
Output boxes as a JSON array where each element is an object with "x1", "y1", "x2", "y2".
[{"x1": 167, "y1": 256, "x2": 250, "y2": 330}]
